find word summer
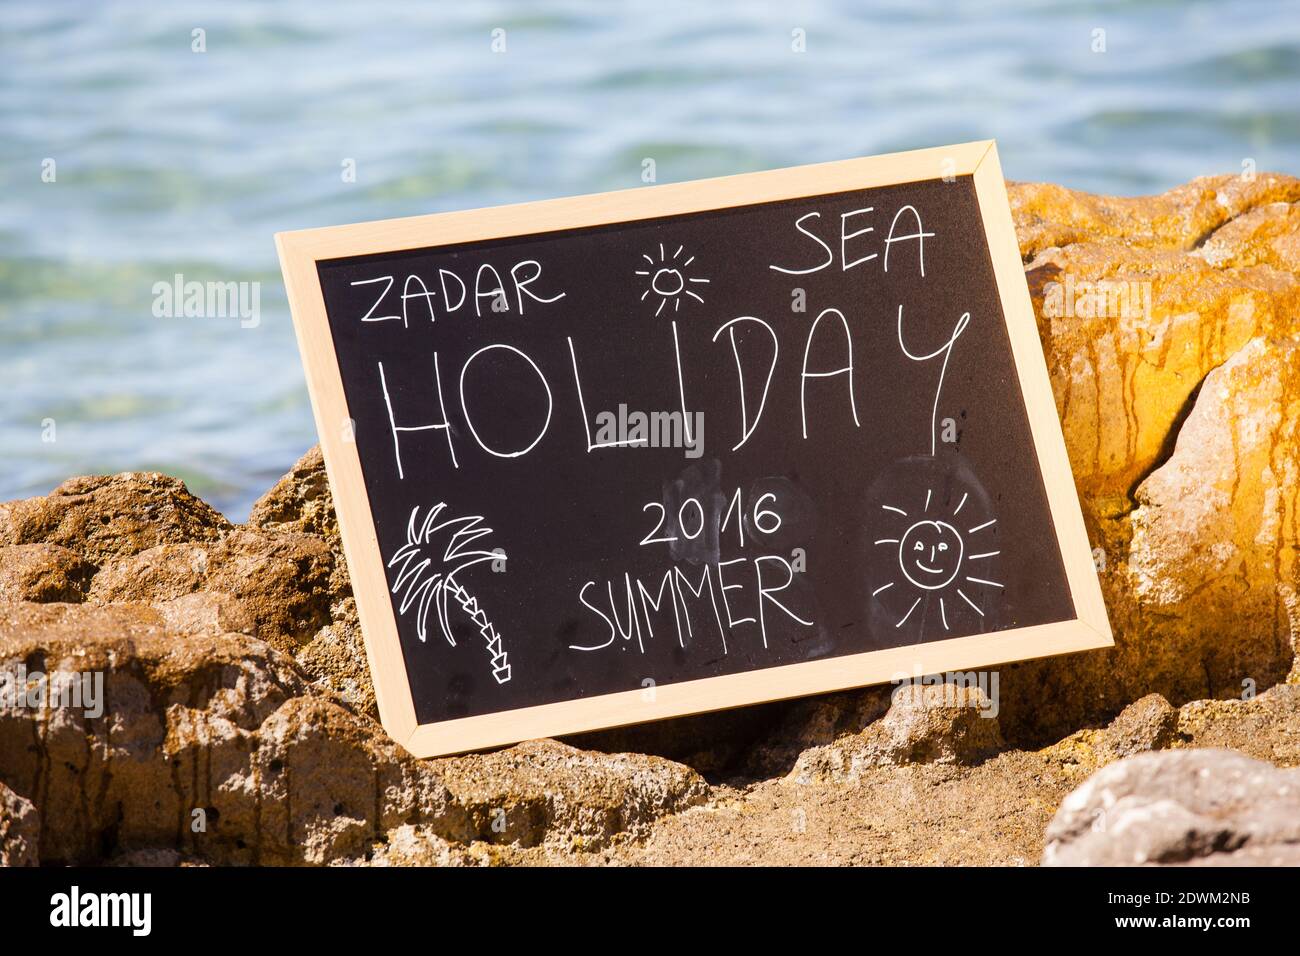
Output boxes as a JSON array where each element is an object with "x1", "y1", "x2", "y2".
[
  {"x1": 576, "y1": 485, "x2": 813, "y2": 655},
  {"x1": 576, "y1": 554, "x2": 811, "y2": 656}
]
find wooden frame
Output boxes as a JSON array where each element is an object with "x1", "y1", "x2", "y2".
[{"x1": 276, "y1": 140, "x2": 1112, "y2": 758}]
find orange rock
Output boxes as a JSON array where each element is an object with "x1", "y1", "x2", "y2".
[
  {"x1": 1009, "y1": 173, "x2": 1300, "y2": 259},
  {"x1": 1015, "y1": 175, "x2": 1300, "y2": 506},
  {"x1": 997, "y1": 174, "x2": 1300, "y2": 742}
]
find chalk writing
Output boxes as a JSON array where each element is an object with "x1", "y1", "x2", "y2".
[
  {"x1": 872, "y1": 484, "x2": 1001, "y2": 638},
  {"x1": 308, "y1": 174, "x2": 1079, "y2": 728},
  {"x1": 388, "y1": 503, "x2": 512, "y2": 684}
]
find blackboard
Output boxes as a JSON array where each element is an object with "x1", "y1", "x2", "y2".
[{"x1": 278, "y1": 142, "x2": 1111, "y2": 757}]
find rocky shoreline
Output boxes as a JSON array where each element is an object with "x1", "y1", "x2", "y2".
[{"x1": 3, "y1": 172, "x2": 1300, "y2": 866}]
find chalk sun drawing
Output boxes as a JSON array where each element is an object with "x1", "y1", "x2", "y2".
[
  {"x1": 873, "y1": 487, "x2": 1000, "y2": 635},
  {"x1": 635, "y1": 243, "x2": 709, "y2": 316},
  {"x1": 387, "y1": 503, "x2": 512, "y2": 684}
]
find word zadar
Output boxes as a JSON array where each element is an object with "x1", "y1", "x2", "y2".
[{"x1": 352, "y1": 257, "x2": 565, "y2": 324}]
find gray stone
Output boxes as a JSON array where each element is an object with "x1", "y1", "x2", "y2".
[{"x1": 1043, "y1": 749, "x2": 1300, "y2": 866}]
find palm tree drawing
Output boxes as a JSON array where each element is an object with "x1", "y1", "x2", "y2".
[{"x1": 386, "y1": 503, "x2": 511, "y2": 684}]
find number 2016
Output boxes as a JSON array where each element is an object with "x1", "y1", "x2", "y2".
[{"x1": 639, "y1": 487, "x2": 782, "y2": 547}]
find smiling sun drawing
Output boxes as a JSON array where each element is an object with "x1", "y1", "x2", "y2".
[
  {"x1": 635, "y1": 243, "x2": 709, "y2": 316},
  {"x1": 872, "y1": 486, "x2": 1001, "y2": 634}
]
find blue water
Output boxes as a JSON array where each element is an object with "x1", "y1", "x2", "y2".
[{"x1": 2, "y1": 1, "x2": 1298, "y2": 517}]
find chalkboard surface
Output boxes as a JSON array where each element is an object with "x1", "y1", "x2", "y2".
[{"x1": 279, "y1": 143, "x2": 1111, "y2": 756}]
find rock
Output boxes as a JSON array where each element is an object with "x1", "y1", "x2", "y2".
[
  {"x1": 1103, "y1": 693, "x2": 1180, "y2": 759},
  {"x1": 248, "y1": 446, "x2": 342, "y2": 553},
  {"x1": 239, "y1": 694, "x2": 470, "y2": 865},
  {"x1": 1043, "y1": 749, "x2": 1300, "y2": 866},
  {"x1": 625, "y1": 739, "x2": 1083, "y2": 867},
  {"x1": 1010, "y1": 173, "x2": 1300, "y2": 260},
  {"x1": 564, "y1": 703, "x2": 782, "y2": 778},
  {"x1": 108, "y1": 849, "x2": 188, "y2": 867},
  {"x1": 1125, "y1": 337, "x2": 1299, "y2": 688},
  {"x1": 991, "y1": 174, "x2": 1300, "y2": 744},
  {"x1": 862, "y1": 682, "x2": 1006, "y2": 765},
  {"x1": 153, "y1": 591, "x2": 258, "y2": 638},
  {"x1": 0, "y1": 544, "x2": 95, "y2": 603},
  {"x1": 1000, "y1": 333, "x2": 1300, "y2": 743},
  {"x1": 87, "y1": 528, "x2": 340, "y2": 652},
  {"x1": 366, "y1": 825, "x2": 484, "y2": 866},
  {"x1": 620, "y1": 691, "x2": 1300, "y2": 866},
  {"x1": 0, "y1": 473, "x2": 230, "y2": 562},
  {"x1": 294, "y1": 597, "x2": 377, "y2": 719},
  {"x1": 434, "y1": 738, "x2": 710, "y2": 851},
  {"x1": 1182, "y1": 844, "x2": 1300, "y2": 866},
  {"x1": 741, "y1": 687, "x2": 893, "y2": 779},
  {"x1": 790, "y1": 683, "x2": 1004, "y2": 783},
  {"x1": 1009, "y1": 172, "x2": 1300, "y2": 511},
  {"x1": 1198, "y1": 200, "x2": 1300, "y2": 270},
  {"x1": 1035, "y1": 694, "x2": 1182, "y2": 781},
  {"x1": 0, "y1": 781, "x2": 38, "y2": 866},
  {"x1": 0, "y1": 601, "x2": 712, "y2": 864},
  {"x1": 1026, "y1": 246, "x2": 1297, "y2": 505},
  {"x1": 1177, "y1": 684, "x2": 1300, "y2": 767},
  {"x1": 0, "y1": 601, "x2": 471, "y2": 865}
]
